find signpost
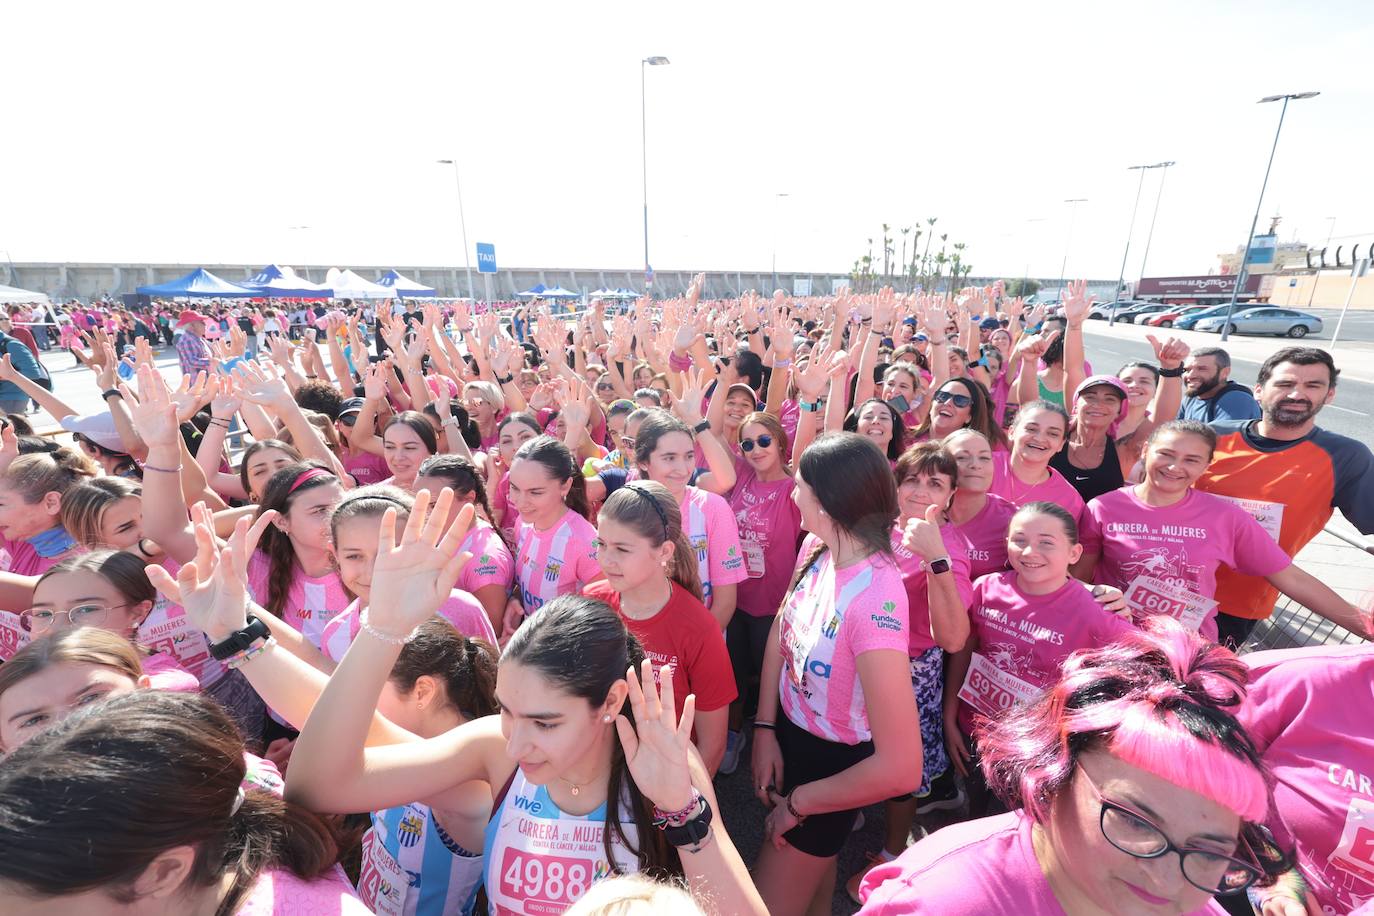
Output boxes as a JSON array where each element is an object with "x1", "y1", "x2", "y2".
[{"x1": 476, "y1": 243, "x2": 497, "y2": 273}]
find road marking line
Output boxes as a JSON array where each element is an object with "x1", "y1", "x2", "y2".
[
  {"x1": 1325, "y1": 404, "x2": 1371, "y2": 417},
  {"x1": 1096, "y1": 348, "x2": 1121, "y2": 356}
]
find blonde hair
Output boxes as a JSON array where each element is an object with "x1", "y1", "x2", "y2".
[
  {"x1": 463, "y1": 380, "x2": 506, "y2": 414},
  {"x1": 59, "y1": 478, "x2": 142, "y2": 549},
  {"x1": 563, "y1": 874, "x2": 703, "y2": 916},
  {"x1": 0, "y1": 448, "x2": 98, "y2": 504}
]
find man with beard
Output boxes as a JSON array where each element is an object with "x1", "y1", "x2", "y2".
[
  {"x1": 1177, "y1": 346, "x2": 1260, "y2": 422},
  {"x1": 1195, "y1": 347, "x2": 1373, "y2": 647}
]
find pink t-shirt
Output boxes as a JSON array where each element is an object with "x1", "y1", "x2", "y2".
[
  {"x1": 778, "y1": 539, "x2": 909, "y2": 745},
  {"x1": 1079, "y1": 487, "x2": 1291, "y2": 640},
  {"x1": 342, "y1": 449, "x2": 391, "y2": 487},
  {"x1": 953, "y1": 494, "x2": 1018, "y2": 580},
  {"x1": 491, "y1": 471, "x2": 522, "y2": 538},
  {"x1": 0, "y1": 533, "x2": 81, "y2": 577},
  {"x1": 890, "y1": 523, "x2": 973, "y2": 655},
  {"x1": 1240, "y1": 646, "x2": 1374, "y2": 915},
  {"x1": 139, "y1": 557, "x2": 226, "y2": 687},
  {"x1": 237, "y1": 864, "x2": 372, "y2": 916},
  {"x1": 957, "y1": 571, "x2": 1133, "y2": 734},
  {"x1": 247, "y1": 552, "x2": 352, "y2": 650},
  {"x1": 678, "y1": 486, "x2": 747, "y2": 609},
  {"x1": 858, "y1": 809, "x2": 1229, "y2": 914},
  {"x1": 778, "y1": 398, "x2": 800, "y2": 459},
  {"x1": 319, "y1": 591, "x2": 496, "y2": 663},
  {"x1": 514, "y1": 509, "x2": 601, "y2": 614},
  {"x1": 457, "y1": 523, "x2": 515, "y2": 597},
  {"x1": 989, "y1": 452, "x2": 1085, "y2": 525},
  {"x1": 143, "y1": 651, "x2": 202, "y2": 692},
  {"x1": 728, "y1": 458, "x2": 802, "y2": 618}
]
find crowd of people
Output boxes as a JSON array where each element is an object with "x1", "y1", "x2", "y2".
[{"x1": 0, "y1": 277, "x2": 1370, "y2": 916}]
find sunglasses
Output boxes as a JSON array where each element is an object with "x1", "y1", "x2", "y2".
[
  {"x1": 934, "y1": 390, "x2": 973, "y2": 409},
  {"x1": 740, "y1": 434, "x2": 773, "y2": 452},
  {"x1": 338, "y1": 414, "x2": 358, "y2": 427}
]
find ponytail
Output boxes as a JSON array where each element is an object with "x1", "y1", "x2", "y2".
[{"x1": 598, "y1": 481, "x2": 703, "y2": 602}]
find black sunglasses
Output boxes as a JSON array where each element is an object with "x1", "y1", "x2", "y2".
[
  {"x1": 740, "y1": 434, "x2": 773, "y2": 452},
  {"x1": 934, "y1": 390, "x2": 973, "y2": 409}
]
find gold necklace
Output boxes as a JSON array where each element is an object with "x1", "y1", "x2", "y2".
[{"x1": 558, "y1": 768, "x2": 609, "y2": 797}]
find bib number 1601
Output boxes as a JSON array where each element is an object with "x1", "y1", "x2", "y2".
[{"x1": 501, "y1": 852, "x2": 590, "y2": 905}]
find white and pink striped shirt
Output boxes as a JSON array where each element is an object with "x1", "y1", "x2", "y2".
[
  {"x1": 319, "y1": 591, "x2": 497, "y2": 663},
  {"x1": 679, "y1": 485, "x2": 747, "y2": 609},
  {"x1": 777, "y1": 539, "x2": 909, "y2": 745},
  {"x1": 457, "y1": 523, "x2": 515, "y2": 597},
  {"x1": 247, "y1": 552, "x2": 351, "y2": 651},
  {"x1": 514, "y1": 509, "x2": 601, "y2": 615}
]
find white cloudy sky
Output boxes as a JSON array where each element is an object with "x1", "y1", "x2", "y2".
[{"x1": 4, "y1": 1, "x2": 1372, "y2": 282}]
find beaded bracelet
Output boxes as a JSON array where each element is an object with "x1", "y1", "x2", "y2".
[
  {"x1": 652, "y1": 788, "x2": 703, "y2": 828},
  {"x1": 359, "y1": 608, "x2": 417, "y2": 645},
  {"x1": 224, "y1": 636, "x2": 275, "y2": 670},
  {"x1": 667, "y1": 350, "x2": 693, "y2": 372}
]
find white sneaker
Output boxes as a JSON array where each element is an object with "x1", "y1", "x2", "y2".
[{"x1": 719, "y1": 729, "x2": 744, "y2": 775}]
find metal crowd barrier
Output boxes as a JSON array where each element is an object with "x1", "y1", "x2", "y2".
[{"x1": 1240, "y1": 525, "x2": 1372, "y2": 653}]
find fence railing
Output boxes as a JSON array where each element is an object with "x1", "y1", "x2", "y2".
[{"x1": 1241, "y1": 524, "x2": 1371, "y2": 653}]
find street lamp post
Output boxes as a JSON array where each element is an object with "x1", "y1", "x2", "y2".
[
  {"x1": 771, "y1": 192, "x2": 789, "y2": 292},
  {"x1": 1305, "y1": 216, "x2": 1337, "y2": 310},
  {"x1": 1110, "y1": 162, "x2": 1171, "y2": 327},
  {"x1": 436, "y1": 159, "x2": 474, "y2": 300},
  {"x1": 1136, "y1": 161, "x2": 1176, "y2": 281},
  {"x1": 1056, "y1": 199, "x2": 1087, "y2": 297},
  {"x1": 641, "y1": 56, "x2": 670, "y2": 294},
  {"x1": 1220, "y1": 92, "x2": 1319, "y2": 342}
]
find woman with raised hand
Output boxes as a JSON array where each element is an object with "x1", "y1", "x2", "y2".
[
  {"x1": 749, "y1": 432, "x2": 922, "y2": 915},
  {"x1": 149, "y1": 503, "x2": 500, "y2": 915},
  {"x1": 1074, "y1": 419, "x2": 1367, "y2": 642},
  {"x1": 286, "y1": 489, "x2": 767, "y2": 916},
  {"x1": 990, "y1": 398, "x2": 1086, "y2": 525},
  {"x1": 585, "y1": 480, "x2": 736, "y2": 774},
  {"x1": 908, "y1": 376, "x2": 1010, "y2": 449},
  {"x1": 0, "y1": 689, "x2": 368, "y2": 914},
  {"x1": 859, "y1": 617, "x2": 1291, "y2": 915}
]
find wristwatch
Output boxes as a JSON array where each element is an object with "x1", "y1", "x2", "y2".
[
  {"x1": 661, "y1": 796, "x2": 714, "y2": 848},
  {"x1": 208, "y1": 616, "x2": 272, "y2": 661},
  {"x1": 1158, "y1": 366, "x2": 1184, "y2": 378},
  {"x1": 692, "y1": 419, "x2": 711, "y2": 436},
  {"x1": 928, "y1": 556, "x2": 952, "y2": 575},
  {"x1": 798, "y1": 399, "x2": 821, "y2": 413},
  {"x1": 496, "y1": 373, "x2": 514, "y2": 385}
]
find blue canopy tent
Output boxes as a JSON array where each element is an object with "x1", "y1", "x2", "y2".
[
  {"x1": 377, "y1": 270, "x2": 437, "y2": 297},
  {"x1": 135, "y1": 268, "x2": 259, "y2": 298},
  {"x1": 241, "y1": 264, "x2": 333, "y2": 298},
  {"x1": 516, "y1": 283, "x2": 549, "y2": 298},
  {"x1": 540, "y1": 286, "x2": 579, "y2": 299}
]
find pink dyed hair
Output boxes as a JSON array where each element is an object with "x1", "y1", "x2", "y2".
[{"x1": 975, "y1": 616, "x2": 1271, "y2": 825}]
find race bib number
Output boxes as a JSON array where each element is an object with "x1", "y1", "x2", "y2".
[
  {"x1": 497, "y1": 850, "x2": 596, "y2": 914},
  {"x1": 1125, "y1": 575, "x2": 1215, "y2": 632},
  {"x1": 0, "y1": 610, "x2": 30, "y2": 662},
  {"x1": 743, "y1": 540, "x2": 765, "y2": 579},
  {"x1": 1215, "y1": 495, "x2": 1284, "y2": 542},
  {"x1": 958, "y1": 652, "x2": 1041, "y2": 717},
  {"x1": 1331, "y1": 797, "x2": 1374, "y2": 886},
  {"x1": 358, "y1": 828, "x2": 409, "y2": 916}
]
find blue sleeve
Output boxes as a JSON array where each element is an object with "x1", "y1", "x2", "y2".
[
  {"x1": 598, "y1": 467, "x2": 628, "y2": 496},
  {"x1": 4, "y1": 340, "x2": 41, "y2": 379},
  {"x1": 1219, "y1": 389, "x2": 1262, "y2": 420},
  {"x1": 1315, "y1": 430, "x2": 1374, "y2": 535}
]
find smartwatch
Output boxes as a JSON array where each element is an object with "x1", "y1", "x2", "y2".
[
  {"x1": 208, "y1": 616, "x2": 272, "y2": 661},
  {"x1": 692, "y1": 419, "x2": 711, "y2": 436},
  {"x1": 661, "y1": 796, "x2": 714, "y2": 848},
  {"x1": 928, "y1": 556, "x2": 952, "y2": 575}
]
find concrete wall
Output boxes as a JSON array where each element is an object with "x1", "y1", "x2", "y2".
[
  {"x1": 2, "y1": 261, "x2": 1113, "y2": 303},
  {"x1": 1268, "y1": 273, "x2": 1374, "y2": 311}
]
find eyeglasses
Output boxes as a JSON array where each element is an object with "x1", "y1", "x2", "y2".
[
  {"x1": 1077, "y1": 765, "x2": 1260, "y2": 896},
  {"x1": 338, "y1": 414, "x2": 358, "y2": 427},
  {"x1": 619, "y1": 435, "x2": 636, "y2": 449},
  {"x1": 934, "y1": 390, "x2": 973, "y2": 409},
  {"x1": 20, "y1": 603, "x2": 133, "y2": 634},
  {"x1": 740, "y1": 434, "x2": 774, "y2": 453},
  {"x1": 596, "y1": 383, "x2": 615, "y2": 392}
]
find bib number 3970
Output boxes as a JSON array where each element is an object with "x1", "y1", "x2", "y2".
[{"x1": 500, "y1": 850, "x2": 591, "y2": 908}]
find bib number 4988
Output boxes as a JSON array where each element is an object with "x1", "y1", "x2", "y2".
[{"x1": 501, "y1": 851, "x2": 591, "y2": 906}]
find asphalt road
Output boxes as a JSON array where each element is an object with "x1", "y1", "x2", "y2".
[{"x1": 1082, "y1": 325, "x2": 1373, "y2": 445}]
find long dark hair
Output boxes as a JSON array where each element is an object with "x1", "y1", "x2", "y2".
[
  {"x1": 383, "y1": 411, "x2": 439, "y2": 455},
  {"x1": 793, "y1": 432, "x2": 898, "y2": 581},
  {"x1": 842, "y1": 398, "x2": 907, "y2": 460},
  {"x1": 0, "y1": 690, "x2": 346, "y2": 916},
  {"x1": 255, "y1": 462, "x2": 339, "y2": 617},
  {"x1": 513, "y1": 435, "x2": 590, "y2": 520},
  {"x1": 503, "y1": 595, "x2": 680, "y2": 880},
  {"x1": 912, "y1": 376, "x2": 1010, "y2": 450},
  {"x1": 416, "y1": 453, "x2": 506, "y2": 547},
  {"x1": 238, "y1": 439, "x2": 302, "y2": 498}
]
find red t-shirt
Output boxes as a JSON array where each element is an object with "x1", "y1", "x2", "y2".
[{"x1": 583, "y1": 581, "x2": 737, "y2": 716}]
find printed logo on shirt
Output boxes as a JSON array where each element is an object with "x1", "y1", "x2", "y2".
[
  {"x1": 397, "y1": 812, "x2": 424, "y2": 848},
  {"x1": 723, "y1": 545, "x2": 744, "y2": 571},
  {"x1": 692, "y1": 535, "x2": 708, "y2": 564},
  {"x1": 1116, "y1": 545, "x2": 1203, "y2": 589},
  {"x1": 871, "y1": 600, "x2": 902, "y2": 633}
]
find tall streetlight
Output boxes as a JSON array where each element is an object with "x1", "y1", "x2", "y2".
[
  {"x1": 641, "y1": 56, "x2": 670, "y2": 293},
  {"x1": 1220, "y1": 92, "x2": 1320, "y2": 342},
  {"x1": 771, "y1": 192, "x2": 790, "y2": 292},
  {"x1": 436, "y1": 160, "x2": 474, "y2": 300},
  {"x1": 1136, "y1": 161, "x2": 1176, "y2": 281},
  {"x1": 1056, "y1": 198, "x2": 1087, "y2": 297},
  {"x1": 1305, "y1": 216, "x2": 1337, "y2": 310},
  {"x1": 1110, "y1": 162, "x2": 1172, "y2": 326}
]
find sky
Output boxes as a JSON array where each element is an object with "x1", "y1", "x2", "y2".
[{"x1": 5, "y1": 1, "x2": 1374, "y2": 283}]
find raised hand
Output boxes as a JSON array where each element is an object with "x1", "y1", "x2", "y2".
[
  {"x1": 793, "y1": 343, "x2": 843, "y2": 401},
  {"x1": 122, "y1": 364, "x2": 181, "y2": 449},
  {"x1": 363, "y1": 361, "x2": 390, "y2": 401},
  {"x1": 1146, "y1": 333, "x2": 1189, "y2": 370},
  {"x1": 170, "y1": 371, "x2": 211, "y2": 423},
  {"x1": 233, "y1": 360, "x2": 292, "y2": 409},
  {"x1": 673, "y1": 369, "x2": 708, "y2": 425},
  {"x1": 1014, "y1": 328, "x2": 1059, "y2": 361},
  {"x1": 146, "y1": 504, "x2": 277, "y2": 643},
  {"x1": 902, "y1": 504, "x2": 948, "y2": 560},
  {"x1": 210, "y1": 374, "x2": 243, "y2": 419},
  {"x1": 365, "y1": 489, "x2": 475, "y2": 636},
  {"x1": 1061, "y1": 278, "x2": 1094, "y2": 325},
  {"x1": 616, "y1": 658, "x2": 696, "y2": 813}
]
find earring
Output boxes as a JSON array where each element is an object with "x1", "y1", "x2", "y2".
[{"x1": 602, "y1": 715, "x2": 612, "y2": 723}]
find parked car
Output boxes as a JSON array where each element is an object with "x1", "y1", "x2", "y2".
[
  {"x1": 1088, "y1": 299, "x2": 1147, "y2": 320},
  {"x1": 1110, "y1": 303, "x2": 1175, "y2": 324},
  {"x1": 1192, "y1": 307, "x2": 1323, "y2": 338},
  {"x1": 1142, "y1": 305, "x2": 1209, "y2": 328},
  {"x1": 1174, "y1": 304, "x2": 1242, "y2": 331}
]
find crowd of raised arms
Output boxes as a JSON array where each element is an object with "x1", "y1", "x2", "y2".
[{"x1": 0, "y1": 275, "x2": 1371, "y2": 916}]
